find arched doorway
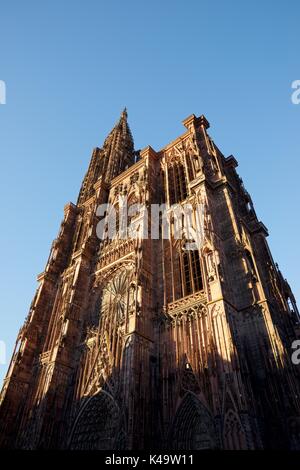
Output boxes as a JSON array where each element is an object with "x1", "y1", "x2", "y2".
[
  {"x1": 169, "y1": 392, "x2": 218, "y2": 450},
  {"x1": 69, "y1": 391, "x2": 125, "y2": 450}
]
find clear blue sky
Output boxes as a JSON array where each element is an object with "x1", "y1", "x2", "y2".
[{"x1": 0, "y1": 0, "x2": 299, "y2": 384}]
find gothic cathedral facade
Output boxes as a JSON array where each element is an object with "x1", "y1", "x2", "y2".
[{"x1": 0, "y1": 110, "x2": 300, "y2": 450}]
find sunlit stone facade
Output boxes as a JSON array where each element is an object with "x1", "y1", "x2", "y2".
[{"x1": 1, "y1": 110, "x2": 300, "y2": 449}]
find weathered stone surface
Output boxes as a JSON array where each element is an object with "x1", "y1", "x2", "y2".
[{"x1": 0, "y1": 111, "x2": 299, "y2": 450}]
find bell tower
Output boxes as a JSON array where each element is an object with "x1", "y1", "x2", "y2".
[
  {"x1": 158, "y1": 113, "x2": 300, "y2": 449},
  {"x1": 0, "y1": 111, "x2": 300, "y2": 450},
  {"x1": 0, "y1": 109, "x2": 137, "y2": 449}
]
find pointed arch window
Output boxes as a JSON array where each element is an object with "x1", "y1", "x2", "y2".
[
  {"x1": 179, "y1": 249, "x2": 203, "y2": 298},
  {"x1": 168, "y1": 164, "x2": 188, "y2": 205},
  {"x1": 182, "y1": 252, "x2": 192, "y2": 296},
  {"x1": 287, "y1": 296, "x2": 294, "y2": 312},
  {"x1": 74, "y1": 216, "x2": 84, "y2": 250},
  {"x1": 191, "y1": 250, "x2": 203, "y2": 291},
  {"x1": 115, "y1": 208, "x2": 120, "y2": 235},
  {"x1": 111, "y1": 203, "x2": 127, "y2": 238},
  {"x1": 285, "y1": 294, "x2": 300, "y2": 324},
  {"x1": 127, "y1": 195, "x2": 139, "y2": 226},
  {"x1": 245, "y1": 249, "x2": 257, "y2": 281},
  {"x1": 186, "y1": 154, "x2": 194, "y2": 181}
]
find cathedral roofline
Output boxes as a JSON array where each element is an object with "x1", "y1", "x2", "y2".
[
  {"x1": 158, "y1": 114, "x2": 210, "y2": 154},
  {"x1": 158, "y1": 129, "x2": 190, "y2": 153}
]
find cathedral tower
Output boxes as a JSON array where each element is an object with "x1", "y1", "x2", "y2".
[{"x1": 0, "y1": 111, "x2": 300, "y2": 450}]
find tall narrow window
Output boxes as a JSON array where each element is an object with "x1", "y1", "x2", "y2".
[
  {"x1": 74, "y1": 218, "x2": 84, "y2": 250},
  {"x1": 180, "y1": 249, "x2": 203, "y2": 298},
  {"x1": 183, "y1": 252, "x2": 192, "y2": 296},
  {"x1": 168, "y1": 164, "x2": 188, "y2": 205},
  {"x1": 114, "y1": 205, "x2": 119, "y2": 237},
  {"x1": 186, "y1": 154, "x2": 194, "y2": 181},
  {"x1": 287, "y1": 296, "x2": 294, "y2": 313},
  {"x1": 245, "y1": 250, "x2": 256, "y2": 280},
  {"x1": 191, "y1": 250, "x2": 203, "y2": 291},
  {"x1": 172, "y1": 252, "x2": 184, "y2": 301}
]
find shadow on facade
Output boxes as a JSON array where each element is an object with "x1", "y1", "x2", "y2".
[{"x1": 1, "y1": 303, "x2": 300, "y2": 450}]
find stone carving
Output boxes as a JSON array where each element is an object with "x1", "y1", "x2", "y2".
[{"x1": 1, "y1": 111, "x2": 299, "y2": 451}]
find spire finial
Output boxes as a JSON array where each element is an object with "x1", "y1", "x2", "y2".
[{"x1": 121, "y1": 107, "x2": 128, "y2": 120}]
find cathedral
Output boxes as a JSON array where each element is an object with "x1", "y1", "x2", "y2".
[{"x1": 1, "y1": 110, "x2": 300, "y2": 450}]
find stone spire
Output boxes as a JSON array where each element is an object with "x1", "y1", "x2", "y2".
[
  {"x1": 77, "y1": 108, "x2": 135, "y2": 204},
  {"x1": 102, "y1": 107, "x2": 135, "y2": 181}
]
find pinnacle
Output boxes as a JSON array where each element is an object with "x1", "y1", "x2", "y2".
[{"x1": 121, "y1": 107, "x2": 128, "y2": 119}]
